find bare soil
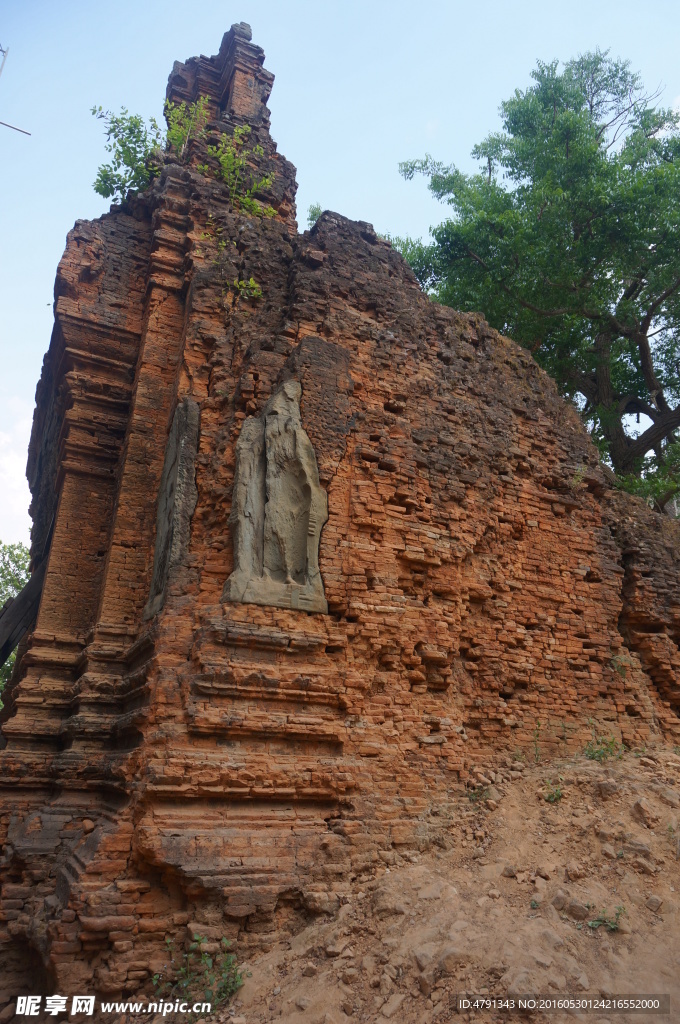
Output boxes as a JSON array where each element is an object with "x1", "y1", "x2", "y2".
[{"x1": 212, "y1": 745, "x2": 680, "y2": 1024}]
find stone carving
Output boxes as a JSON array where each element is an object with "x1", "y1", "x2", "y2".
[
  {"x1": 223, "y1": 380, "x2": 328, "y2": 613},
  {"x1": 144, "y1": 398, "x2": 200, "y2": 618}
]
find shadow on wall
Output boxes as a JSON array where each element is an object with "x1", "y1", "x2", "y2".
[{"x1": 0, "y1": 935, "x2": 54, "y2": 1007}]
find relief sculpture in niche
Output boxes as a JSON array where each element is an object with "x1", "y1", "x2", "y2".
[
  {"x1": 223, "y1": 380, "x2": 328, "y2": 613},
  {"x1": 144, "y1": 398, "x2": 200, "y2": 619}
]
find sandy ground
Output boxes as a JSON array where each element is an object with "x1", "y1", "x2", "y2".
[{"x1": 205, "y1": 745, "x2": 680, "y2": 1024}]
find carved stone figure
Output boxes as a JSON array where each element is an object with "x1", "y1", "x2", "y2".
[
  {"x1": 223, "y1": 380, "x2": 328, "y2": 612},
  {"x1": 144, "y1": 398, "x2": 200, "y2": 618}
]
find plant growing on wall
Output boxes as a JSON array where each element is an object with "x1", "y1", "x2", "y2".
[
  {"x1": 152, "y1": 934, "x2": 246, "y2": 1017},
  {"x1": 165, "y1": 96, "x2": 210, "y2": 161},
  {"x1": 199, "y1": 125, "x2": 276, "y2": 217},
  {"x1": 307, "y1": 202, "x2": 322, "y2": 228},
  {"x1": 232, "y1": 276, "x2": 263, "y2": 300},
  {"x1": 91, "y1": 105, "x2": 164, "y2": 202},
  {"x1": 92, "y1": 97, "x2": 210, "y2": 203}
]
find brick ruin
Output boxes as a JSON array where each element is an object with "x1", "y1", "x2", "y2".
[{"x1": 0, "y1": 23, "x2": 679, "y2": 1006}]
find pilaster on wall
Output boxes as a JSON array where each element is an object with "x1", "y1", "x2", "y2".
[
  {"x1": 94, "y1": 178, "x2": 191, "y2": 636},
  {"x1": 2, "y1": 214, "x2": 152, "y2": 758},
  {"x1": 62, "y1": 172, "x2": 194, "y2": 759}
]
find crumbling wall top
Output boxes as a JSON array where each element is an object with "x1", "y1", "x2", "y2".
[{"x1": 166, "y1": 22, "x2": 274, "y2": 125}]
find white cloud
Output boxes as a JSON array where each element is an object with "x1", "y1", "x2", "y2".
[{"x1": 0, "y1": 396, "x2": 33, "y2": 545}]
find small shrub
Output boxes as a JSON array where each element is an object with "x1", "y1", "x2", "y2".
[
  {"x1": 466, "y1": 784, "x2": 490, "y2": 804},
  {"x1": 584, "y1": 718, "x2": 623, "y2": 762},
  {"x1": 92, "y1": 96, "x2": 209, "y2": 203},
  {"x1": 584, "y1": 735, "x2": 623, "y2": 762},
  {"x1": 232, "y1": 277, "x2": 263, "y2": 300},
  {"x1": 543, "y1": 777, "x2": 563, "y2": 803},
  {"x1": 571, "y1": 465, "x2": 586, "y2": 488},
  {"x1": 165, "y1": 96, "x2": 210, "y2": 160},
  {"x1": 199, "y1": 125, "x2": 276, "y2": 217},
  {"x1": 587, "y1": 906, "x2": 626, "y2": 931},
  {"x1": 609, "y1": 654, "x2": 628, "y2": 679},
  {"x1": 152, "y1": 934, "x2": 246, "y2": 1017},
  {"x1": 307, "y1": 202, "x2": 322, "y2": 228},
  {"x1": 92, "y1": 106, "x2": 163, "y2": 202}
]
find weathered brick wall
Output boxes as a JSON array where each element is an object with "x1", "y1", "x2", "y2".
[{"x1": 0, "y1": 24, "x2": 678, "y2": 1007}]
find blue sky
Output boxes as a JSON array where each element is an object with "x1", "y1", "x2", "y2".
[{"x1": 2, "y1": 0, "x2": 679, "y2": 543}]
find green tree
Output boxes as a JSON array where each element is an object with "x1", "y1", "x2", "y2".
[
  {"x1": 92, "y1": 97, "x2": 210, "y2": 203},
  {"x1": 91, "y1": 106, "x2": 164, "y2": 202},
  {"x1": 307, "y1": 202, "x2": 322, "y2": 228},
  {"x1": 399, "y1": 51, "x2": 680, "y2": 511},
  {"x1": 0, "y1": 541, "x2": 30, "y2": 691}
]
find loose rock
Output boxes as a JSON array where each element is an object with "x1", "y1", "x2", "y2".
[
  {"x1": 566, "y1": 900, "x2": 590, "y2": 921},
  {"x1": 380, "y1": 994, "x2": 405, "y2": 1018},
  {"x1": 632, "y1": 799, "x2": 660, "y2": 828}
]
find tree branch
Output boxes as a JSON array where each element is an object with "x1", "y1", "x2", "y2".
[
  {"x1": 621, "y1": 405, "x2": 680, "y2": 469},
  {"x1": 617, "y1": 395, "x2": 659, "y2": 420},
  {"x1": 654, "y1": 485, "x2": 680, "y2": 514},
  {"x1": 464, "y1": 247, "x2": 572, "y2": 316},
  {"x1": 640, "y1": 275, "x2": 680, "y2": 333}
]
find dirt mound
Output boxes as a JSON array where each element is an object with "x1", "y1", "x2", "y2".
[{"x1": 215, "y1": 746, "x2": 679, "y2": 1024}]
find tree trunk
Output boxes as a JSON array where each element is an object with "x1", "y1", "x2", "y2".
[{"x1": 592, "y1": 331, "x2": 631, "y2": 474}]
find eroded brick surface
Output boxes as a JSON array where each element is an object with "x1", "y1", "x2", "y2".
[{"x1": 0, "y1": 24, "x2": 678, "y2": 1006}]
